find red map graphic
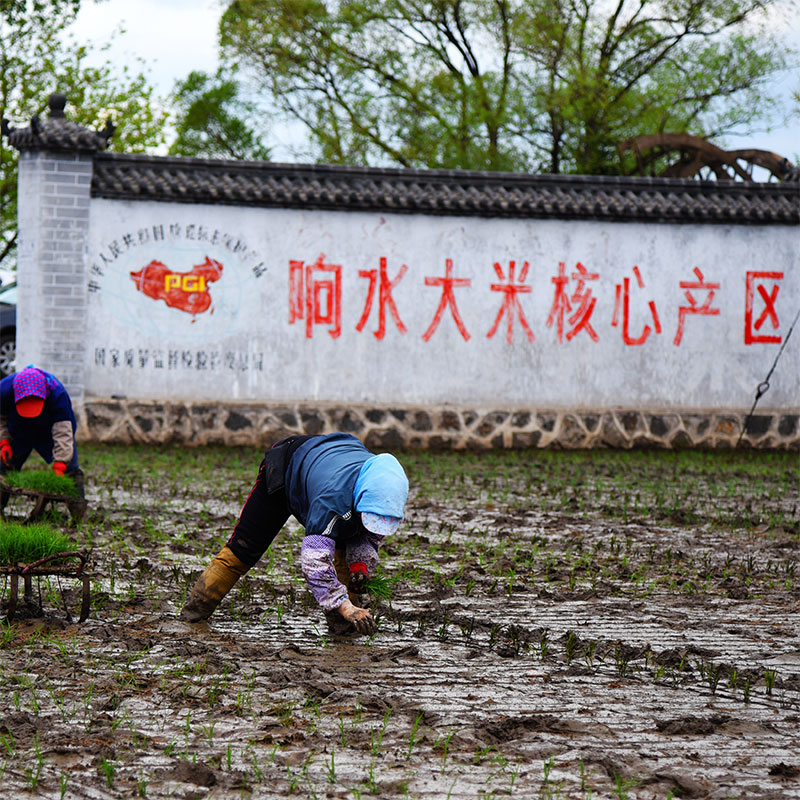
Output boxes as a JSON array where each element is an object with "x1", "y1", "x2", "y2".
[{"x1": 130, "y1": 256, "x2": 223, "y2": 315}]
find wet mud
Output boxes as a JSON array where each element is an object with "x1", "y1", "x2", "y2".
[{"x1": 0, "y1": 445, "x2": 798, "y2": 798}]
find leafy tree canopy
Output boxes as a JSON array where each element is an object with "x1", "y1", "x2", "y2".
[
  {"x1": 217, "y1": 0, "x2": 793, "y2": 175},
  {"x1": 1, "y1": 0, "x2": 168, "y2": 268},
  {"x1": 168, "y1": 69, "x2": 270, "y2": 160}
]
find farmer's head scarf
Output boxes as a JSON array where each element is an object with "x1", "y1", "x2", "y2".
[
  {"x1": 353, "y1": 454, "x2": 409, "y2": 536},
  {"x1": 12, "y1": 366, "x2": 50, "y2": 418}
]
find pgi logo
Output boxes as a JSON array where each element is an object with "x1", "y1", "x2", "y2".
[{"x1": 130, "y1": 257, "x2": 223, "y2": 316}]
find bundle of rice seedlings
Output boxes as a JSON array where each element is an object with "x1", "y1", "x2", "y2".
[
  {"x1": 0, "y1": 521, "x2": 75, "y2": 565},
  {"x1": 363, "y1": 573, "x2": 394, "y2": 599},
  {"x1": 2, "y1": 470, "x2": 78, "y2": 497}
]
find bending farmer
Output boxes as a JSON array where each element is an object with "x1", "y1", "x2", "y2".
[
  {"x1": 0, "y1": 366, "x2": 85, "y2": 512},
  {"x1": 180, "y1": 433, "x2": 409, "y2": 634}
]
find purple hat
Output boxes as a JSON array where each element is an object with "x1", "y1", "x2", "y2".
[
  {"x1": 361, "y1": 512, "x2": 401, "y2": 536},
  {"x1": 13, "y1": 367, "x2": 47, "y2": 418}
]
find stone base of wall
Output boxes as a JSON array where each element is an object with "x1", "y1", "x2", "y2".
[{"x1": 77, "y1": 400, "x2": 800, "y2": 450}]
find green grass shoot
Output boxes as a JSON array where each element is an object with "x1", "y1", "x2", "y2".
[
  {"x1": 364, "y1": 574, "x2": 393, "y2": 599},
  {"x1": 2, "y1": 470, "x2": 78, "y2": 497},
  {"x1": 0, "y1": 521, "x2": 75, "y2": 565}
]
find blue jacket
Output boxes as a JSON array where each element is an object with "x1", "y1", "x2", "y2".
[
  {"x1": 286, "y1": 433, "x2": 406, "y2": 540},
  {"x1": 0, "y1": 370, "x2": 76, "y2": 443}
]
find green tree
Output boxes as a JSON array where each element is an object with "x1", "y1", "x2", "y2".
[
  {"x1": 168, "y1": 69, "x2": 270, "y2": 160},
  {"x1": 1, "y1": 0, "x2": 168, "y2": 268},
  {"x1": 218, "y1": 0, "x2": 792, "y2": 174}
]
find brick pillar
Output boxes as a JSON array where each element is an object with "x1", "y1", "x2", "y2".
[{"x1": 6, "y1": 93, "x2": 113, "y2": 400}]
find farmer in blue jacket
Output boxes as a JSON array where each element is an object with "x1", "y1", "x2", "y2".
[
  {"x1": 0, "y1": 366, "x2": 85, "y2": 512},
  {"x1": 180, "y1": 433, "x2": 409, "y2": 634}
]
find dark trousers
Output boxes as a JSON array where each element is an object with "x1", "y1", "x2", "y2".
[
  {"x1": 4, "y1": 436, "x2": 80, "y2": 473},
  {"x1": 226, "y1": 435, "x2": 313, "y2": 566},
  {"x1": 0, "y1": 436, "x2": 84, "y2": 507}
]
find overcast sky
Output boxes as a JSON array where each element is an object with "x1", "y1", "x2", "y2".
[{"x1": 71, "y1": 0, "x2": 800, "y2": 165}]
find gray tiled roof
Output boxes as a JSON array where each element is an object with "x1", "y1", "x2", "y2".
[
  {"x1": 6, "y1": 115, "x2": 112, "y2": 153},
  {"x1": 92, "y1": 153, "x2": 800, "y2": 225}
]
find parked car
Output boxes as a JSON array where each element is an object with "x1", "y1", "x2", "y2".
[{"x1": 0, "y1": 281, "x2": 16, "y2": 378}]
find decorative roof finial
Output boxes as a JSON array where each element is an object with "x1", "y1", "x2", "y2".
[
  {"x1": 4, "y1": 93, "x2": 113, "y2": 153},
  {"x1": 48, "y1": 93, "x2": 67, "y2": 119}
]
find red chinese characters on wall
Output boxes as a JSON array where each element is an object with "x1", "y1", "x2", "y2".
[
  {"x1": 287, "y1": 255, "x2": 787, "y2": 346},
  {"x1": 356, "y1": 257, "x2": 408, "y2": 339},
  {"x1": 673, "y1": 267, "x2": 721, "y2": 346},
  {"x1": 745, "y1": 271, "x2": 783, "y2": 345},
  {"x1": 487, "y1": 261, "x2": 535, "y2": 344},
  {"x1": 289, "y1": 255, "x2": 342, "y2": 339},
  {"x1": 422, "y1": 258, "x2": 472, "y2": 342},
  {"x1": 611, "y1": 266, "x2": 662, "y2": 346},
  {"x1": 546, "y1": 261, "x2": 599, "y2": 343}
]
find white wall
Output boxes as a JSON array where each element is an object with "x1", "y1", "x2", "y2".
[{"x1": 85, "y1": 198, "x2": 799, "y2": 410}]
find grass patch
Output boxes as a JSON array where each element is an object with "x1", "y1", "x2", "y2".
[
  {"x1": 2, "y1": 470, "x2": 78, "y2": 497},
  {"x1": 0, "y1": 521, "x2": 75, "y2": 565}
]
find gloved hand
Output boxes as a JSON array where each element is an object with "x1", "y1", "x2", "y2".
[
  {"x1": 180, "y1": 545, "x2": 250, "y2": 622},
  {"x1": 338, "y1": 598, "x2": 376, "y2": 635},
  {"x1": 52, "y1": 461, "x2": 67, "y2": 476},
  {"x1": 348, "y1": 561, "x2": 368, "y2": 593},
  {"x1": 0, "y1": 440, "x2": 12, "y2": 466}
]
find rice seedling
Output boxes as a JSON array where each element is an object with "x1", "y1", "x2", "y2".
[
  {"x1": 540, "y1": 756, "x2": 557, "y2": 796},
  {"x1": 326, "y1": 746, "x2": 336, "y2": 783},
  {"x1": 437, "y1": 611, "x2": 452, "y2": 642},
  {"x1": 0, "y1": 521, "x2": 75, "y2": 565},
  {"x1": 0, "y1": 730, "x2": 15, "y2": 756},
  {"x1": 564, "y1": 631, "x2": 579, "y2": 664},
  {"x1": 202, "y1": 721, "x2": 216, "y2": 746},
  {"x1": 407, "y1": 712, "x2": 424, "y2": 759},
  {"x1": 2, "y1": 469, "x2": 78, "y2": 496},
  {"x1": 705, "y1": 662, "x2": 723, "y2": 694},
  {"x1": 435, "y1": 728, "x2": 455, "y2": 772},
  {"x1": 370, "y1": 708, "x2": 391, "y2": 756},
  {"x1": 25, "y1": 734, "x2": 44, "y2": 790},
  {"x1": 363, "y1": 758, "x2": 379, "y2": 793},
  {"x1": 584, "y1": 639, "x2": 599, "y2": 668},
  {"x1": 614, "y1": 646, "x2": 632, "y2": 679},
  {"x1": 205, "y1": 667, "x2": 233, "y2": 707},
  {"x1": 538, "y1": 630, "x2": 550, "y2": 662},
  {"x1": 60, "y1": 771, "x2": 69, "y2": 800},
  {"x1": 250, "y1": 751, "x2": 263, "y2": 782}
]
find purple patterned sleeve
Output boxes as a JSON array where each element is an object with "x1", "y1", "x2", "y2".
[
  {"x1": 300, "y1": 535, "x2": 348, "y2": 610},
  {"x1": 346, "y1": 532, "x2": 385, "y2": 575}
]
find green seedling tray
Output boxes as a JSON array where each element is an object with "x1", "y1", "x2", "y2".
[
  {"x1": 1, "y1": 473, "x2": 86, "y2": 523},
  {"x1": 0, "y1": 521, "x2": 90, "y2": 622},
  {"x1": 2, "y1": 470, "x2": 78, "y2": 496},
  {"x1": 0, "y1": 520, "x2": 75, "y2": 564}
]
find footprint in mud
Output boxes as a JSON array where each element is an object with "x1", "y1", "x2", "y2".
[
  {"x1": 656, "y1": 714, "x2": 730, "y2": 735},
  {"x1": 156, "y1": 759, "x2": 217, "y2": 787}
]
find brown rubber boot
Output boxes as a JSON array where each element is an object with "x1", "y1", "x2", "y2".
[
  {"x1": 66, "y1": 467, "x2": 87, "y2": 522},
  {"x1": 180, "y1": 545, "x2": 250, "y2": 622}
]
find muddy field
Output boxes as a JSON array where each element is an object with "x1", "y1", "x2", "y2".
[{"x1": 1, "y1": 444, "x2": 799, "y2": 799}]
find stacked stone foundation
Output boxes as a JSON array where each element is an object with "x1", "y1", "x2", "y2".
[{"x1": 77, "y1": 400, "x2": 799, "y2": 451}]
